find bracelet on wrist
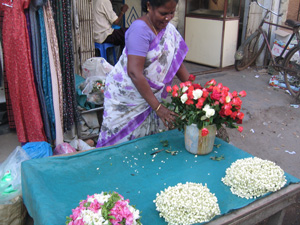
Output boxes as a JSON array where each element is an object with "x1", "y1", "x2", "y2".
[{"x1": 155, "y1": 103, "x2": 162, "y2": 112}]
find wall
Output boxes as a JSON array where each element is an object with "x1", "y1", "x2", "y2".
[{"x1": 286, "y1": 0, "x2": 300, "y2": 20}]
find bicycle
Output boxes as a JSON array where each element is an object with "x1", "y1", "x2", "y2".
[{"x1": 234, "y1": 0, "x2": 300, "y2": 100}]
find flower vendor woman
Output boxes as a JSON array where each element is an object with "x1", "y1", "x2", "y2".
[{"x1": 96, "y1": 0, "x2": 190, "y2": 147}]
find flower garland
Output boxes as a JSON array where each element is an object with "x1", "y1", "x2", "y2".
[
  {"x1": 222, "y1": 157, "x2": 287, "y2": 199},
  {"x1": 66, "y1": 192, "x2": 142, "y2": 225},
  {"x1": 154, "y1": 182, "x2": 220, "y2": 224}
]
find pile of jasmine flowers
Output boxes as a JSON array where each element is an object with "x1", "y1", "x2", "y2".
[
  {"x1": 154, "y1": 182, "x2": 220, "y2": 224},
  {"x1": 222, "y1": 157, "x2": 287, "y2": 199}
]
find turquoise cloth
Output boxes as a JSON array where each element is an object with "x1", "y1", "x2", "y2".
[{"x1": 21, "y1": 130, "x2": 300, "y2": 225}]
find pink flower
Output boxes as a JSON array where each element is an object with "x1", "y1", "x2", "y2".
[
  {"x1": 172, "y1": 91, "x2": 178, "y2": 97},
  {"x1": 239, "y1": 90, "x2": 247, "y2": 97},
  {"x1": 201, "y1": 128, "x2": 209, "y2": 136},
  {"x1": 238, "y1": 126, "x2": 243, "y2": 132},
  {"x1": 166, "y1": 86, "x2": 172, "y2": 93}
]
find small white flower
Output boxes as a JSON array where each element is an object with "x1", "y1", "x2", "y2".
[
  {"x1": 154, "y1": 182, "x2": 220, "y2": 224},
  {"x1": 193, "y1": 89, "x2": 203, "y2": 100},
  {"x1": 180, "y1": 93, "x2": 188, "y2": 104},
  {"x1": 222, "y1": 157, "x2": 287, "y2": 199}
]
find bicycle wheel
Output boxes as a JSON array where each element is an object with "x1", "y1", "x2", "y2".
[
  {"x1": 283, "y1": 46, "x2": 300, "y2": 99},
  {"x1": 235, "y1": 30, "x2": 266, "y2": 71}
]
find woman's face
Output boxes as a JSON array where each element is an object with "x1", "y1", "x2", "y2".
[{"x1": 148, "y1": 0, "x2": 177, "y2": 31}]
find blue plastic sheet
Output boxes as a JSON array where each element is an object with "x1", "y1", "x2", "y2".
[
  {"x1": 21, "y1": 130, "x2": 300, "y2": 225},
  {"x1": 22, "y1": 141, "x2": 52, "y2": 159}
]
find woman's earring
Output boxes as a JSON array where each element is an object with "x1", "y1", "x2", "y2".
[{"x1": 147, "y1": 8, "x2": 149, "y2": 12}]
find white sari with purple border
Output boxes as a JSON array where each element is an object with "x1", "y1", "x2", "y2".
[{"x1": 96, "y1": 23, "x2": 188, "y2": 147}]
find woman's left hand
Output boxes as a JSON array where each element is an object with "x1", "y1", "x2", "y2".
[{"x1": 156, "y1": 105, "x2": 178, "y2": 129}]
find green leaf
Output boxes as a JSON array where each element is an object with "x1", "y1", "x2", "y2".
[
  {"x1": 160, "y1": 140, "x2": 169, "y2": 147},
  {"x1": 210, "y1": 155, "x2": 225, "y2": 161}
]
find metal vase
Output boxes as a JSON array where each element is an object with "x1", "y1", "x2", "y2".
[{"x1": 184, "y1": 124, "x2": 217, "y2": 155}]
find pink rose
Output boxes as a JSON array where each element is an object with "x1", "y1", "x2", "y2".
[{"x1": 201, "y1": 128, "x2": 209, "y2": 136}]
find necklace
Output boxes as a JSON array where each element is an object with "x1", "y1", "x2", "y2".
[{"x1": 147, "y1": 14, "x2": 158, "y2": 35}]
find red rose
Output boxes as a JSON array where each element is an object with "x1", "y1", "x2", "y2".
[
  {"x1": 238, "y1": 126, "x2": 243, "y2": 132},
  {"x1": 184, "y1": 81, "x2": 192, "y2": 87},
  {"x1": 232, "y1": 97, "x2": 242, "y2": 107},
  {"x1": 188, "y1": 74, "x2": 196, "y2": 82},
  {"x1": 239, "y1": 90, "x2": 247, "y2": 97},
  {"x1": 230, "y1": 111, "x2": 237, "y2": 119},
  {"x1": 172, "y1": 85, "x2": 179, "y2": 92},
  {"x1": 201, "y1": 128, "x2": 209, "y2": 136},
  {"x1": 192, "y1": 83, "x2": 202, "y2": 89},
  {"x1": 205, "y1": 79, "x2": 217, "y2": 87},
  {"x1": 185, "y1": 99, "x2": 194, "y2": 105},
  {"x1": 217, "y1": 83, "x2": 223, "y2": 89},
  {"x1": 166, "y1": 86, "x2": 172, "y2": 93},
  {"x1": 196, "y1": 97, "x2": 205, "y2": 109},
  {"x1": 232, "y1": 90, "x2": 238, "y2": 97},
  {"x1": 202, "y1": 89, "x2": 209, "y2": 98},
  {"x1": 211, "y1": 89, "x2": 222, "y2": 101},
  {"x1": 237, "y1": 111, "x2": 244, "y2": 120},
  {"x1": 222, "y1": 86, "x2": 230, "y2": 92}
]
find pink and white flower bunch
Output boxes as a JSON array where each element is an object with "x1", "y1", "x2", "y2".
[
  {"x1": 66, "y1": 192, "x2": 142, "y2": 225},
  {"x1": 166, "y1": 75, "x2": 247, "y2": 136}
]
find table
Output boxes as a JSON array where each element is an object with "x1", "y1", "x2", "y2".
[{"x1": 21, "y1": 129, "x2": 300, "y2": 225}]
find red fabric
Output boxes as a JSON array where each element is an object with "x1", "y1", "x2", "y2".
[{"x1": 1, "y1": 0, "x2": 46, "y2": 142}]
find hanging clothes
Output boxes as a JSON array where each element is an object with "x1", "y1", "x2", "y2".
[
  {"x1": 1, "y1": 0, "x2": 46, "y2": 142},
  {"x1": 28, "y1": 3, "x2": 52, "y2": 143},
  {"x1": 52, "y1": 0, "x2": 79, "y2": 131},
  {"x1": 43, "y1": 1, "x2": 64, "y2": 145},
  {"x1": 38, "y1": 7, "x2": 56, "y2": 140}
]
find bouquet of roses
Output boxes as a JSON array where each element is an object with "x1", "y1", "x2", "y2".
[
  {"x1": 66, "y1": 191, "x2": 142, "y2": 225},
  {"x1": 165, "y1": 75, "x2": 247, "y2": 136}
]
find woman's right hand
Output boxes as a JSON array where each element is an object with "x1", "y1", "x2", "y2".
[{"x1": 156, "y1": 104, "x2": 178, "y2": 129}]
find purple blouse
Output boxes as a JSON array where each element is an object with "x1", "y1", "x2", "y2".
[{"x1": 125, "y1": 19, "x2": 156, "y2": 57}]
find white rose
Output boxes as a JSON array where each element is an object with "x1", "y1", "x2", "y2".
[
  {"x1": 181, "y1": 93, "x2": 188, "y2": 103},
  {"x1": 205, "y1": 108, "x2": 215, "y2": 118},
  {"x1": 182, "y1": 86, "x2": 188, "y2": 93},
  {"x1": 193, "y1": 89, "x2": 203, "y2": 100},
  {"x1": 226, "y1": 95, "x2": 231, "y2": 103}
]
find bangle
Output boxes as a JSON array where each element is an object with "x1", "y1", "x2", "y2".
[{"x1": 155, "y1": 103, "x2": 162, "y2": 112}]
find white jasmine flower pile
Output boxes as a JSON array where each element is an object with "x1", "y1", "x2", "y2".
[
  {"x1": 154, "y1": 182, "x2": 220, "y2": 224},
  {"x1": 222, "y1": 157, "x2": 287, "y2": 199}
]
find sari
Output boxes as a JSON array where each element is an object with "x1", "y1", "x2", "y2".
[{"x1": 96, "y1": 23, "x2": 188, "y2": 147}]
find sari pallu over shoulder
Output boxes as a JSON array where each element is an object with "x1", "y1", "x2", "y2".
[{"x1": 96, "y1": 24, "x2": 188, "y2": 147}]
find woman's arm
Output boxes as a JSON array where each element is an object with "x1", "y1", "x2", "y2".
[
  {"x1": 127, "y1": 55, "x2": 178, "y2": 128},
  {"x1": 176, "y1": 63, "x2": 190, "y2": 82}
]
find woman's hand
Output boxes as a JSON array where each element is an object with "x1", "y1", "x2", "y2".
[{"x1": 156, "y1": 104, "x2": 178, "y2": 129}]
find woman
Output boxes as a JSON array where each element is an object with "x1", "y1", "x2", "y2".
[{"x1": 96, "y1": 0, "x2": 191, "y2": 147}]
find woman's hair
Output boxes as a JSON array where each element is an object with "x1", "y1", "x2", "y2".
[{"x1": 141, "y1": 0, "x2": 178, "y2": 12}]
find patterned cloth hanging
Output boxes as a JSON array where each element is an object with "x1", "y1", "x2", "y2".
[
  {"x1": 1, "y1": 0, "x2": 46, "y2": 142},
  {"x1": 51, "y1": 0, "x2": 79, "y2": 131}
]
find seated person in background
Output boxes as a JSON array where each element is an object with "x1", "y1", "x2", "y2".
[
  {"x1": 96, "y1": 0, "x2": 191, "y2": 147},
  {"x1": 93, "y1": 0, "x2": 129, "y2": 56}
]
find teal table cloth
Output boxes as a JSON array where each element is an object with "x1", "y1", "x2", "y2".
[{"x1": 21, "y1": 130, "x2": 300, "y2": 225}]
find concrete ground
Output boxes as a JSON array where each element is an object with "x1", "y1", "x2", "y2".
[{"x1": 0, "y1": 62, "x2": 299, "y2": 224}]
